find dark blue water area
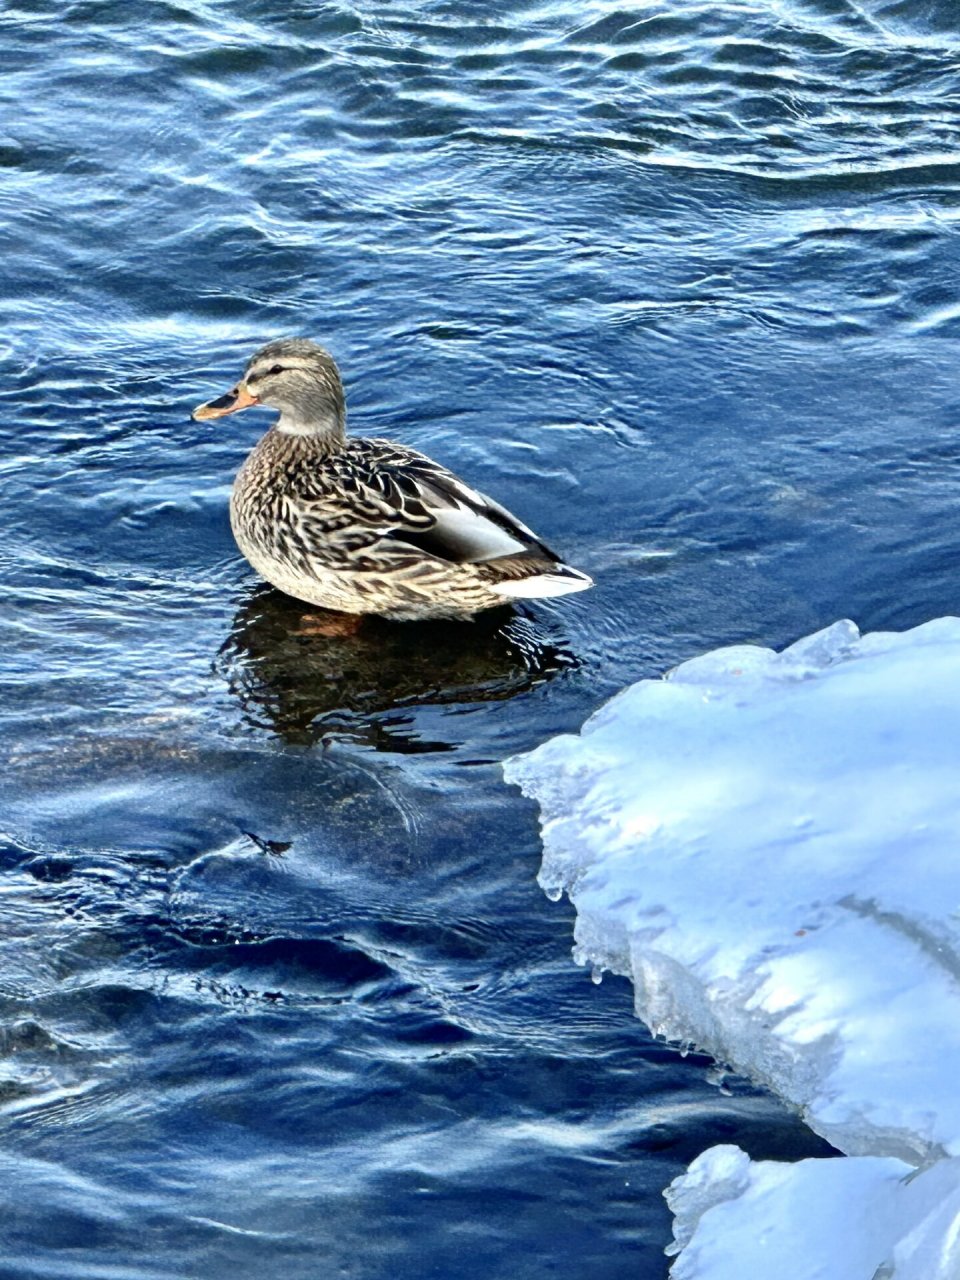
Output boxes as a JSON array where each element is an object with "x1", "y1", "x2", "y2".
[{"x1": 4, "y1": 0, "x2": 960, "y2": 1275}]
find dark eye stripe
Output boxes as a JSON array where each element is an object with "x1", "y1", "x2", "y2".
[{"x1": 267, "y1": 364, "x2": 284, "y2": 376}]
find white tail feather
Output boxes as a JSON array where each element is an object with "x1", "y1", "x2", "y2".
[{"x1": 492, "y1": 568, "x2": 593, "y2": 600}]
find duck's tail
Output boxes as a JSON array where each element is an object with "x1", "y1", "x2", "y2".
[{"x1": 491, "y1": 564, "x2": 593, "y2": 600}]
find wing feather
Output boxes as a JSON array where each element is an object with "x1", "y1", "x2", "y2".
[
  {"x1": 281, "y1": 440, "x2": 578, "y2": 593},
  {"x1": 287, "y1": 437, "x2": 565, "y2": 573}
]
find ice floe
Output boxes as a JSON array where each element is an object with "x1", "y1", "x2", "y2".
[{"x1": 505, "y1": 617, "x2": 960, "y2": 1279}]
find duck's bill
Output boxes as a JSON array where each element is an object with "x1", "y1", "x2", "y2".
[{"x1": 192, "y1": 383, "x2": 260, "y2": 421}]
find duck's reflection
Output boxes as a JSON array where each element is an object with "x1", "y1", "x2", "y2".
[{"x1": 218, "y1": 586, "x2": 578, "y2": 751}]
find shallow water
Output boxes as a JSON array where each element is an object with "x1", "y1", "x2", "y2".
[{"x1": 3, "y1": 1, "x2": 959, "y2": 1275}]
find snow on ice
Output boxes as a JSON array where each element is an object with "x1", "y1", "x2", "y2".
[{"x1": 505, "y1": 618, "x2": 960, "y2": 1279}]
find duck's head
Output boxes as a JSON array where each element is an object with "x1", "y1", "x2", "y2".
[{"x1": 192, "y1": 338, "x2": 346, "y2": 440}]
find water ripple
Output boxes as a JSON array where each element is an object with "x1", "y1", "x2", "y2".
[{"x1": 2, "y1": 0, "x2": 951, "y2": 1274}]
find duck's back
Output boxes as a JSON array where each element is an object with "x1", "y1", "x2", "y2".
[{"x1": 230, "y1": 429, "x2": 591, "y2": 619}]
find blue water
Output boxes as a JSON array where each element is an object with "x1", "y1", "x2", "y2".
[{"x1": 4, "y1": 0, "x2": 960, "y2": 1275}]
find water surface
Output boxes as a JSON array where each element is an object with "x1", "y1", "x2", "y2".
[{"x1": 4, "y1": 1, "x2": 960, "y2": 1276}]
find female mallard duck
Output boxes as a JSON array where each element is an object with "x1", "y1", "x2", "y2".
[{"x1": 192, "y1": 338, "x2": 592, "y2": 621}]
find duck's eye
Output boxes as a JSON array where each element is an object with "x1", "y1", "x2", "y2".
[{"x1": 267, "y1": 364, "x2": 285, "y2": 377}]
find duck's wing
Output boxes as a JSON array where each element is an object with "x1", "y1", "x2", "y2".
[
  {"x1": 372, "y1": 443, "x2": 556, "y2": 563},
  {"x1": 292, "y1": 440, "x2": 592, "y2": 596}
]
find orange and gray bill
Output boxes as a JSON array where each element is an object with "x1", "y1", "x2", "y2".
[{"x1": 192, "y1": 382, "x2": 260, "y2": 421}]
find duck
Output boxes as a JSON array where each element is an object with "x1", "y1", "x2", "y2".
[{"x1": 192, "y1": 338, "x2": 593, "y2": 622}]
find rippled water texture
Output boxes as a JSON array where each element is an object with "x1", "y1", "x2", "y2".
[{"x1": 3, "y1": 1, "x2": 959, "y2": 1276}]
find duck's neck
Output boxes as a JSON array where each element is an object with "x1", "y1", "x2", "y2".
[{"x1": 274, "y1": 409, "x2": 346, "y2": 450}]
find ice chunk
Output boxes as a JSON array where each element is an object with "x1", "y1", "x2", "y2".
[
  {"x1": 505, "y1": 618, "x2": 960, "y2": 1278},
  {"x1": 665, "y1": 1147, "x2": 960, "y2": 1280}
]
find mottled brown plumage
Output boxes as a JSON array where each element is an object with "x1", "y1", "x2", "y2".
[{"x1": 193, "y1": 339, "x2": 592, "y2": 621}]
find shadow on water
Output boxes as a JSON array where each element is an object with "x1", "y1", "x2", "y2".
[{"x1": 217, "y1": 584, "x2": 579, "y2": 751}]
